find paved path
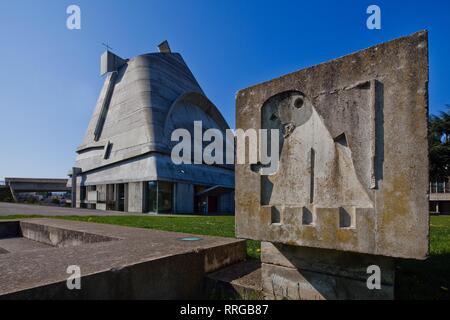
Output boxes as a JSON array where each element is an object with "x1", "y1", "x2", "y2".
[{"x1": 0, "y1": 202, "x2": 142, "y2": 216}]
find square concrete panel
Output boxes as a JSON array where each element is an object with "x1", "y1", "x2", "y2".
[{"x1": 236, "y1": 31, "x2": 429, "y2": 260}]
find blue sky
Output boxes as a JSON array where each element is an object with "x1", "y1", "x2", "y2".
[{"x1": 0, "y1": 0, "x2": 449, "y2": 179}]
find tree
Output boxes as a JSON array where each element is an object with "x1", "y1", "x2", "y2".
[{"x1": 429, "y1": 105, "x2": 450, "y2": 180}]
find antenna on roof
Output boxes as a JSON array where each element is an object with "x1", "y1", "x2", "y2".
[
  {"x1": 157, "y1": 40, "x2": 171, "y2": 53},
  {"x1": 102, "y1": 43, "x2": 113, "y2": 52}
]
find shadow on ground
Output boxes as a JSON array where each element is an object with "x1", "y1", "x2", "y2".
[{"x1": 397, "y1": 252, "x2": 450, "y2": 300}]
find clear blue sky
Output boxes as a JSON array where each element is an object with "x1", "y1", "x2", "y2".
[{"x1": 0, "y1": 0, "x2": 449, "y2": 179}]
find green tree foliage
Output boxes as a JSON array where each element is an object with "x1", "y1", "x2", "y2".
[{"x1": 429, "y1": 105, "x2": 450, "y2": 180}]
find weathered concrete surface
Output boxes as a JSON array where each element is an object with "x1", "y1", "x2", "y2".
[
  {"x1": 261, "y1": 242, "x2": 395, "y2": 283},
  {"x1": 68, "y1": 44, "x2": 235, "y2": 214},
  {"x1": 205, "y1": 260, "x2": 263, "y2": 299},
  {"x1": 236, "y1": 31, "x2": 429, "y2": 260},
  {"x1": 19, "y1": 221, "x2": 118, "y2": 248},
  {"x1": 261, "y1": 242, "x2": 394, "y2": 300},
  {"x1": 0, "y1": 237, "x2": 52, "y2": 253},
  {"x1": 127, "y1": 181, "x2": 144, "y2": 213},
  {"x1": 69, "y1": 48, "x2": 234, "y2": 189},
  {"x1": 100, "y1": 51, "x2": 127, "y2": 76},
  {"x1": 262, "y1": 263, "x2": 393, "y2": 300},
  {"x1": 0, "y1": 219, "x2": 246, "y2": 299}
]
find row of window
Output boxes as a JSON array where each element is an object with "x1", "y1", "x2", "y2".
[{"x1": 80, "y1": 181, "x2": 225, "y2": 214}]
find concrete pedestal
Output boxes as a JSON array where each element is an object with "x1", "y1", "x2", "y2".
[{"x1": 261, "y1": 242, "x2": 395, "y2": 300}]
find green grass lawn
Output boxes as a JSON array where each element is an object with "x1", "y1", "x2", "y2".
[{"x1": 1, "y1": 214, "x2": 449, "y2": 299}]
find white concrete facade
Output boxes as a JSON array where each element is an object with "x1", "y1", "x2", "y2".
[{"x1": 68, "y1": 44, "x2": 234, "y2": 214}]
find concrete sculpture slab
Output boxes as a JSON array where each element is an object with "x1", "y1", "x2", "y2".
[{"x1": 236, "y1": 31, "x2": 429, "y2": 299}]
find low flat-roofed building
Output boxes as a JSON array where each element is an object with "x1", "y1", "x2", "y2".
[{"x1": 430, "y1": 179, "x2": 450, "y2": 214}]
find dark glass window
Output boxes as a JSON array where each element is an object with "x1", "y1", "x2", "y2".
[
  {"x1": 106, "y1": 184, "x2": 115, "y2": 210},
  {"x1": 147, "y1": 181, "x2": 157, "y2": 213},
  {"x1": 80, "y1": 186, "x2": 87, "y2": 201},
  {"x1": 158, "y1": 181, "x2": 173, "y2": 214}
]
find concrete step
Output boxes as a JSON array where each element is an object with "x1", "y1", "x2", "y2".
[{"x1": 205, "y1": 259, "x2": 263, "y2": 300}]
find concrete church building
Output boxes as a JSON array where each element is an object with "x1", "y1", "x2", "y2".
[{"x1": 68, "y1": 41, "x2": 234, "y2": 214}]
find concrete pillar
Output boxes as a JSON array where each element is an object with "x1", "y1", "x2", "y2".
[
  {"x1": 71, "y1": 167, "x2": 82, "y2": 208},
  {"x1": 124, "y1": 183, "x2": 129, "y2": 212},
  {"x1": 76, "y1": 185, "x2": 82, "y2": 208},
  {"x1": 128, "y1": 182, "x2": 144, "y2": 213},
  {"x1": 96, "y1": 184, "x2": 107, "y2": 211},
  {"x1": 8, "y1": 186, "x2": 17, "y2": 203}
]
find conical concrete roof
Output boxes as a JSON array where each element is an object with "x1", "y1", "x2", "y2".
[{"x1": 69, "y1": 45, "x2": 233, "y2": 188}]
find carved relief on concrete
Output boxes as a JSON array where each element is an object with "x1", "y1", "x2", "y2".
[
  {"x1": 236, "y1": 32, "x2": 429, "y2": 259},
  {"x1": 259, "y1": 88, "x2": 376, "y2": 222}
]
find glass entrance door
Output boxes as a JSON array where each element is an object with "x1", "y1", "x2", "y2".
[
  {"x1": 145, "y1": 181, "x2": 173, "y2": 214},
  {"x1": 117, "y1": 184, "x2": 125, "y2": 212},
  {"x1": 157, "y1": 181, "x2": 173, "y2": 214}
]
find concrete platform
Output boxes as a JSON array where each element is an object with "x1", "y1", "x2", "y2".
[{"x1": 0, "y1": 219, "x2": 246, "y2": 300}]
